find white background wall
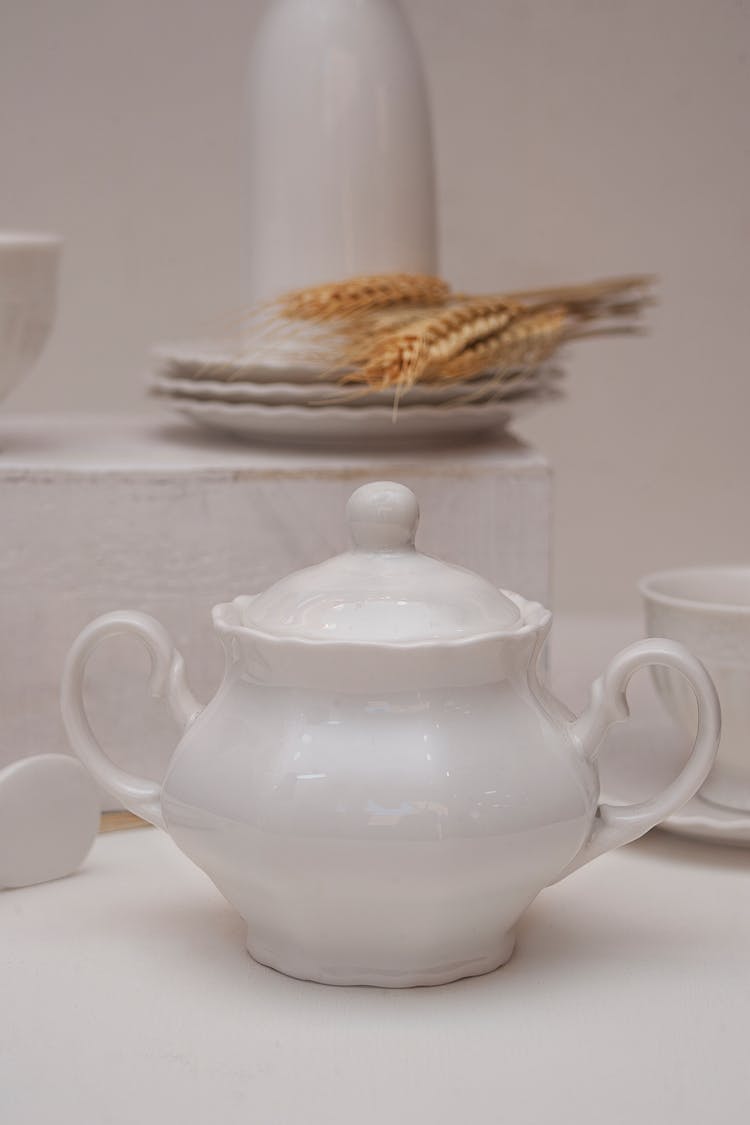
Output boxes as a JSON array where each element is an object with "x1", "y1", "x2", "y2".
[{"x1": 1, "y1": 0, "x2": 748, "y2": 612}]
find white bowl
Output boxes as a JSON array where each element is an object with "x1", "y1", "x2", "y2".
[{"x1": 0, "y1": 232, "x2": 62, "y2": 403}]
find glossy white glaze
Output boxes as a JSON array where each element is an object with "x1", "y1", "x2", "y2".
[
  {"x1": 162, "y1": 676, "x2": 592, "y2": 985},
  {"x1": 242, "y1": 480, "x2": 521, "y2": 642},
  {"x1": 62, "y1": 484, "x2": 721, "y2": 986}
]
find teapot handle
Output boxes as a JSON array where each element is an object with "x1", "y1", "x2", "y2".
[
  {"x1": 559, "y1": 638, "x2": 720, "y2": 878},
  {"x1": 61, "y1": 611, "x2": 202, "y2": 829}
]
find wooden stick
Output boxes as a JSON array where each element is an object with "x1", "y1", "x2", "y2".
[{"x1": 99, "y1": 810, "x2": 150, "y2": 833}]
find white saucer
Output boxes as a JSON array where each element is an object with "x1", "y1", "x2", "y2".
[
  {"x1": 153, "y1": 341, "x2": 561, "y2": 397},
  {"x1": 149, "y1": 371, "x2": 551, "y2": 408},
  {"x1": 599, "y1": 720, "x2": 750, "y2": 847},
  {"x1": 158, "y1": 396, "x2": 546, "y2": 446},
  {"x1": 154, "y1": 341, "x2": 322, "y2": 385},
  {"x1": 658, "y1": 796, "x2": 750, "y2": 845}
]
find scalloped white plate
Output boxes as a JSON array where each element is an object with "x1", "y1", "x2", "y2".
[
  {"x1": 153, "y1": 340, "x2": 324, "y2": 384},
  {"x1": 150, "y1": 369, "x2": 553, "y2": 408},
  {"x1": 152, "y1": 341, "x2": 562, "y2": 398},
  {"x1": 158, "y1": 396, "x2": 544, "y2": 446}
]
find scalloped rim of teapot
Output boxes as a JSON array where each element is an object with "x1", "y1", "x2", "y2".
[{"x1": 210, "y1": 591, "x2": 552, "y2": 692}]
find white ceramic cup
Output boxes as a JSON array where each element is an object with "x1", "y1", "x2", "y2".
[
  {"x1": 640, "y1": 566, "x2": 750, "y2": 813},
  {"x1": 0, "y1": 232, "x2": 62, "y2": 402}
]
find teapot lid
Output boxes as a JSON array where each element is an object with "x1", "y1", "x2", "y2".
[{"x1": 241, "y1": 481, "x2": 522, "y2": 643}]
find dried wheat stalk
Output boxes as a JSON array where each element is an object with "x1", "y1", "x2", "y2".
[
  {"x1": 269, "y1": 272, "x2": 653, "y2": 391},
  {"x1": 341, "y1": 300, "x2": 520, "y2": 390},
  {"x1": 274, "y1": 272, "x2": 451, "y2": 322},
  {"x1": 498, "y1": 274, "x2": 654, "y2": 311},
  {"x1": 436, "y1": 305, "x2": 570, "y2": 383}
]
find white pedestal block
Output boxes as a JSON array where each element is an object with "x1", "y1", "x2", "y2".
[{"x1": 0, "y1": 415, "x2": 551, "y2": 806}]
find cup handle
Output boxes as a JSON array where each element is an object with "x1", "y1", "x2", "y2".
[
  {"x1": 61, "y1": 611, "x2": 202, "y2": 828},
  {"x1": 558, "y1": 638, "x2": 720, "y2": 879}
]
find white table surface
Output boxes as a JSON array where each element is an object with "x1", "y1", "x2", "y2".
[{"x1": 3, "y1": 618, "x2": 749, "y2": 1124}]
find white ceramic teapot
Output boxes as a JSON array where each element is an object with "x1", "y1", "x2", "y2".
[{"x1": 62, "y1": 482, "x2": 720, "y2": 987}]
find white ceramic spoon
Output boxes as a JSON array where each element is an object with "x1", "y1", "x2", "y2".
[{"x1": 0, "y1": 755, "x2": 99, "y2": 888}]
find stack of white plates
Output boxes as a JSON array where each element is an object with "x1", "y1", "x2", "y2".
[{"x1": 149, "y1": 341, "x2": 561, "y2": 446}]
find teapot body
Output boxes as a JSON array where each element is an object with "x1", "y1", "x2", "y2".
[
  {"x1": 61, "y1": 482, "x2": 721, "y2": 987},
  {"x1": 161, "y1": 665, "x2": 595, "y2": 986}
]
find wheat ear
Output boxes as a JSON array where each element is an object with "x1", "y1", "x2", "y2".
[
  {"x1": 498, "y1": 274, "x2": 654, "y2": 310},
  {"x1": 264, "y1": 271, "x2": 653, "y2": 390},
  {"x1": 343, "y1": 300, "x2": 520, "y2": 390},
  {"x1": 437, "y1": 305, "x2": 570, "y2": 382},
  {"x1": 274, "y1": 273, "x2": 451, "y2": 322}
]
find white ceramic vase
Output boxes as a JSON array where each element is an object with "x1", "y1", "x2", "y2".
[
  {"x1": 242, "y1": 0, "x2": 437, "y2": 305},
  {"x1": 0, "y1": 233, "x2": 61, "y2": 403}
]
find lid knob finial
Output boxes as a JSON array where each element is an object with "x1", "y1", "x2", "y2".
[{"x1": 347, "y1": 482, "x2": 419, "y2": 551}]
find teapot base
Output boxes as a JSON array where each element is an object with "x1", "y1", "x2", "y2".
[{"x1": 245, "y1": 929, "x2": 517, "y2": 988}]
